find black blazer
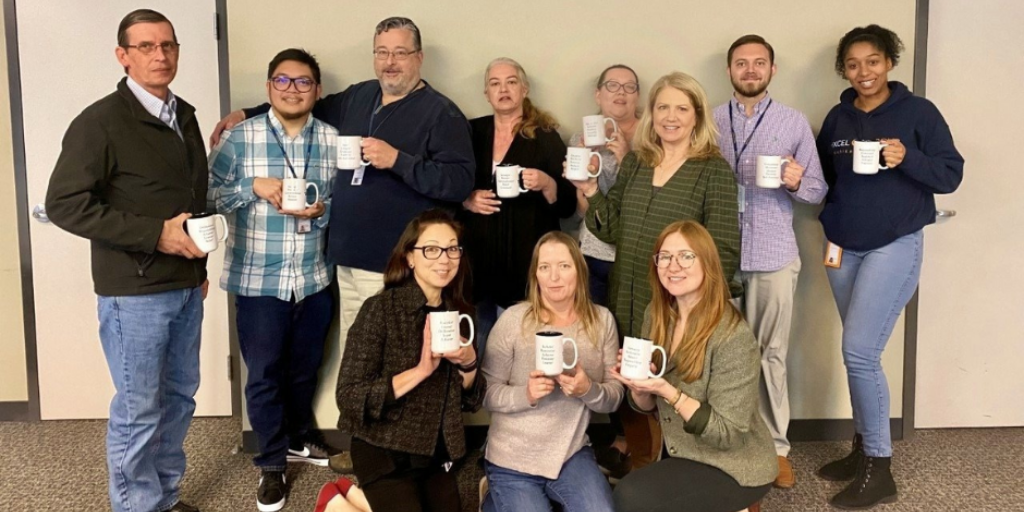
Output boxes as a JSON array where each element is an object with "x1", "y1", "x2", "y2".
[{"x1": 460, "y1": 116, "x2": 575, "y2": 308}]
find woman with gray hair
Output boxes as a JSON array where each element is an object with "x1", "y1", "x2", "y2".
[{"x1": 460, "y1": 57, "x2": 576, "y2": 355}]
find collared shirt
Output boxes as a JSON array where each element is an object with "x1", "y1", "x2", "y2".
[
  {"x1": 125, "y1": 76, "x2": 181, "y2": 138},
  {"x1": 207, "y1": 110, "x2": 338, "y2": 301},
  {"x1": 713, "y1": 94, "x2": 828, "y2": 272}
]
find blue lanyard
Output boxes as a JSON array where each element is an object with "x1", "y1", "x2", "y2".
[
  {"x1": 729, "y1": 99, "x2": 772, "y2": 171},
  {"x1": 268, "y1": 119, "x2": 314, "y2": 179}
]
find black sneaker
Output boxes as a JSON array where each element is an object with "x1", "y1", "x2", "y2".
[
  {"x1": 593, "y1": 445, "x2": 632, "y2": 483},
  {"x1": 257, "y1": 470, "x2": 288, "y2": 512},
  {"x1": 288, "y1": 434, "x2": 342, "y2": 467}
]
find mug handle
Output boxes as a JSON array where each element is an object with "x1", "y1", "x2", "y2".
[
  {"x1": 458, "y1": 314, "x2": 474, "y2": 346},
  {"x1": 214, "y1": 214, "x2": 229, "y2": 242},
  {"x1": 604, "y1": 118, "x2": 619, "y2": 143},
  {"x1": 650, "y1": 345, "x2": 668, "y2": 378},
  {"x1": 305, "y1": 182, "x2": 320, "y2": 208},
  {"x1": 589, "y1": 152, "x2": 603, "y2": 178},
  {"x1": 518, "y1": 170, "x2": 529, "y2": 193},
  {"x1": 878, "y1": 142, "x2": 891, "y2": 170},
  {"x1": 562, "y1": 338, "x2": 579, "y2": 369}
]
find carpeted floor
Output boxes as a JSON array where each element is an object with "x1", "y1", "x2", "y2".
[{"x1": 0, "y1": 417, "x2": 1020, "y2": 511}]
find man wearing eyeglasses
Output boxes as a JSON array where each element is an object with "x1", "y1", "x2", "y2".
[
  {"x1": 712, "y1": 35, "x2": 828, "y2": 490},
  {"x1": 44, "y1": 9, "x2": 207, "y2": 512},
  {"x1": 208, "y1": 48, "x2": 340, "y2": 512},
  {"x1": 211, "y1": 17, "x2": 475, "y2": 358}
]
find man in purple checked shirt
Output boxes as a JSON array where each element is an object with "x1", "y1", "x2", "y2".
[{"x1": 713, "y1": 34, "x2": 828, "y2": 490}]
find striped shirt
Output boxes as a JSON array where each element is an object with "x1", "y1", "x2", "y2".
[
  {"x1": 125, "y1": 76, "x2": 181, "y2": 137},
  {"x1": 713, "y1": 94, "x2": 827, "y2": 272},
  {"x1": 208, "y1": 110, "x2": 338, "y2": 301}
]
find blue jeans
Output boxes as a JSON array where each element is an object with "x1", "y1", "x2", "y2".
[
  {"x1": 585, "y1": 256, "x2": 613, "y2": 307},
  {"x1": 482, "y1": 446, "x2": 614, "y2": 512},
  {"x1": 827, "y1": 230, "x2": 923, "y2": 457},
  {"x1": 98, "y1": 286, "x2": 204, "y2": 512},
  {"x1": 236, "y1": 287, "x2": 333, "y2": 469}
]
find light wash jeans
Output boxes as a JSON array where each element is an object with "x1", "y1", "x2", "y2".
[
  {"x1": 482, "y1": 446, "x2": 615, "y2": 512},
  {"x1": 826, "y1": 230, "x2": 923, "y2": 457},
  {"x1": 98, "y1": 286, "x2": 203, "y2": 512}
]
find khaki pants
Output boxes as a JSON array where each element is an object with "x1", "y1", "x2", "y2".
[
  {"x1": 733, "y1": 258, "x2": 801, "y2": 457},
  {"x1": 336, "y1": 266, "x2": 385, "y2": 358}
]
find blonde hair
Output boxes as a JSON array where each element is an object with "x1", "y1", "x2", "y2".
[
  {"x1": 633, "y1": 72, "x2": 721, "y2": 167},
  {"x1": 647, "y1": 220, "x2": 740, "y2": 383},
  {"x1": 484, "y1": 57, "x2": 559, "y2": 139},
  {"x1": 520, "y1": 232, "x2": 602, "y2": 346}
]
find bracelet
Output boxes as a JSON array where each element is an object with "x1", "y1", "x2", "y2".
[
  {"x1": 663, "y1": 387, "x2": 683, "y2": 407},
  {"x1": 458, "y1": 358, "x2": 478, "y2": 373}
]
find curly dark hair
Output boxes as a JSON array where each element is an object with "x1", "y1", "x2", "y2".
[{"x1": 834, "y1": 24, "x2": 904, "y2": 76}]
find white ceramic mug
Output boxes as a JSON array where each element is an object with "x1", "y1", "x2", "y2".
[
  {"x1": 495, "y1": 164, "x2": 529, "y2": 198},
  {"x1": 620, "y1": 336, "x2": 667, "y2": 380},
  {"x1": 582, "y1": 115, "x2": 619, "y2": 147},
  {"x1": 185, "y1": 213, "x2": 228, "y2": 254},
  {"x1": 565, "y1": 147, "x2": 603, "y2": 181},
  {"x1": 755, "y1": 155, "x2": 791, "y2": 189},
  {"x1": 281, "y1": 178, "x2": 319, "y2": 212},
  {"x1": 337, "y1": 136, "x2": 371, "y2": 170},
  {"x1": 535, "y1": 331, "x2": 579, "y2": 377},
  {"x1": 429, "y1": 311, "x2": 474, "y2": 353},
  {"x1": 852, "y1": 140, "x2": 890, "y2": 175}
]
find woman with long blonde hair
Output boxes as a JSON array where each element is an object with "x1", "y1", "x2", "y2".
[
  {"x1": 612, "y1": 221, "x2": 774, "y2": 512},
  {"x1": 480, "y1": 232, "x2": 623, "y2": 512},
  {"x1": 568, "y1": 71, "x2": 741, "y2": 471}
]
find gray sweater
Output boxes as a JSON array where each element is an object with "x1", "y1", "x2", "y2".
[{"x1": 482, "y1": 303, "x2": 624, "y2": 479}]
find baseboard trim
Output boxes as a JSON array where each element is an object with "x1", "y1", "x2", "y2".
[{"x1": 0, "y1": 401, "x2": 32, "y2": 421}]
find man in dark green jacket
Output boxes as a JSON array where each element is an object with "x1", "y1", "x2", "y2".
[{"x1": 45, "y1": 9, "x2": 209, "y2": 512}]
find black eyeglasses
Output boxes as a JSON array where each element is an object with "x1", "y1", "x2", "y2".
[
  {"x1": 269, "y1": 76, "x2": 317, "y2": 93},
  {"x1": 653, "y1": 250, "x2": 698, "y2": 269},
  {"x1": 413, "y1": 245, "x2": 463, "y2": 260},
  {"x1": 601, "y1": 80, "x2": 639, "y2": 94},
  {"x1": 123, "y1": 41, "x2": 180, "y2": 55}
]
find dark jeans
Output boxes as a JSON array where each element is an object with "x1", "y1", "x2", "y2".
[
  {"x1": 585, "y1": 256, "x2": 613, "y2": 307},
  {"x1": 613, "y1": 455, "x2": 771, "y2": 512},
  {"x1": 236, "y1": 287, "x2": 333, "y2": 469}
]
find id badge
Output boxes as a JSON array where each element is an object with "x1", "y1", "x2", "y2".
[
  {"x1": 297, "y1": 218, "x2": 312, "y2": 234},
  {"x1": 737, "y1": 184, "x2": 746, "y2": 214},
  {"x1": 351, "y1": 165, "x2": 365, "y2": 186},
  {"x1": 824, "y1": 241, "x2": 843, "y2": 268}
]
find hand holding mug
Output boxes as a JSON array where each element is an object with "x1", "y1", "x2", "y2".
[
  {"x1": 606, "y1": 137, "x2": 629, "y2": 164},
  {"x1": 557, "y1": 368, "x2": 592, "y2": 398},
  {"x1": 440, "y1": 340, "x2": 476, "y2": 367},
  {"x1": 360, "y1": 137, "x2": 399, "y2": 169},
  {"x1": 158, "y1": 213, "x2": 205, "y2": 259},
  {"x1": 463, "y1": 190, "x2": 501, "y2": 215},
  {"x1": 521, "y1": 168, "x2": 552, "y2": 192},
  {"x1": 781, "y1": 155, "x2": 805, "y2": 192},
  {"x1": 418, "y1": 321, "x2": 442, "y2": 377},
  {"x1": 281, "y1": 201, "x2": 325, "y2": 220},
  {"x1": 880, "y1": 138, "x2": 905, "y2": 168},
  {"x1": 253, "y1": 177, "x2": 283, "y2": 210},
  {"x1": 563, "y1": 161, "x2": 600, "y2": 196},
  {"x1": 527, "y1": 370, "x2": 557, "y2": 405}
]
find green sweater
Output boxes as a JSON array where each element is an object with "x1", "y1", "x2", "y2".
[{"x1": 585, "y1": 151, "x2": 740, "y2": 338}]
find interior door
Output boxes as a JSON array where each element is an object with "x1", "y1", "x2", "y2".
[{"x1": 17, "y1": 0, "x2": 231, "y2": 419}]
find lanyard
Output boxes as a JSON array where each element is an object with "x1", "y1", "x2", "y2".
[
  {"x1": 268, "y1": 119, "x2": 314, "y2": 179},
  {"x1": 368, "y1": 80, "x2": 423, "y2": 136},
  {"x1": 729, "y1": 99, "x2": 772, "y2": 171}
]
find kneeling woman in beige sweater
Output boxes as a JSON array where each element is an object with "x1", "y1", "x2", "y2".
[{"x1": 480, "y1": 231, "x2": 623, "y2": 512}]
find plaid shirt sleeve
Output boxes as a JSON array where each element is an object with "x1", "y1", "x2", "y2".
[{"x1": 208, "y1": 129, "x2": 258, "y2": 214}]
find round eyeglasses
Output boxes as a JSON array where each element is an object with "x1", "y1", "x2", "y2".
[
  {"x1": 600, "y1": 80, "x2": 639, "y2": 94},
  {"x1": 653, "y1": 250, "x2": 698, "y2": 269}
]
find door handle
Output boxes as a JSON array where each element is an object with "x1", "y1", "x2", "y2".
[
  {"x1": 32, "y1": 204, "x2": 49, "y2": 223},
  {"x1": 936, "y1": 209, "x2": 957, "y2": 219}
]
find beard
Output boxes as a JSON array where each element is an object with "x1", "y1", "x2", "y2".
[{"x1": 731, "y1": 76, "x2": 770, "y2": 98}]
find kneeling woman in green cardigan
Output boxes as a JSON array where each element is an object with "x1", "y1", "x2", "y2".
[{"x1": 612, "y1": 220, "x2": 775, "y2": 512}]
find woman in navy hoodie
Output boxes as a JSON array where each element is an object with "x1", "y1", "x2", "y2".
[{"x1": 815, "y1": 25, "x2": 963, "y2": 510}]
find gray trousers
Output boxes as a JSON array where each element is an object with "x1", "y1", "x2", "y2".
[{"x1": 732, "y1": 257, "x2": 801, "y2": 456}]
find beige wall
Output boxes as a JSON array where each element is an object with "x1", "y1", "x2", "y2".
[
  {"x1": 0, "y1": 4, "x2": 29, "y2": 403},
  {"x1": 226, "y1": 0, "x2": 917, "y2": 429}
]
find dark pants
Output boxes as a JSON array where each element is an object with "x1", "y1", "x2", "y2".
[
  {"x1": 585, "y1": 256, "x2": 613, "y2": 307},
  {"x1": 613, "y1": 455, "x2": 771, "y2": 512},
  {"x1": 360, "y1": 461, "x2": 462, "y2": 512},
  {"x1": 236, "y1": 287, "x2": 333, "y2": 469}
]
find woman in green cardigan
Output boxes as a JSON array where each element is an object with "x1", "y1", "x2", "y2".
[{"x1": 570, "y1": 71, "x2": 740, "y2": 469}]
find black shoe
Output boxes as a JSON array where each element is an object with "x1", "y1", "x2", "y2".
[
  {"x1": 829, "y1": 456, "x2": 898, "y2": 510},
  {"x1": 167, "y1": 502, "x2": 200, "y2": 512},
  {"x1": 288, "y1": 433, "x2": 342, "y2": 467},
  {"x1": 818, "y1": 434, "x2": 864, "y2": 481},
  {"x1": 257, "y1": 470, "x2": 288, "y2": 512},
  {"x1": 593, "y1": 445, "x2": 632, "y2": 483}
]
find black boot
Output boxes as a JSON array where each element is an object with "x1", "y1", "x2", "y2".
[
  {"x1": 818, "y1": 434, "x2": 864, "y2": 481},
  {"x1": 829, "y1": 456, "x2": 898, "y2": 510}
]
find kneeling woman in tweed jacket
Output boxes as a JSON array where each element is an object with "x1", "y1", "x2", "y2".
[
  {"x1": 336, "y1": 209, "x2": 484, "y2": 512},
  {"x1": 612, "y1": 220, "x2": 776, "y2": 512},
  {"x1": 480, "y1": 231, "x2": 623, "y2": 512}
]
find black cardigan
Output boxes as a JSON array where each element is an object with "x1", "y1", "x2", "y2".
[{"x1": 460, "y1": 116, "x2": 576, "y2": 308}]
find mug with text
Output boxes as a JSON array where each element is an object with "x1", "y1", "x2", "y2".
[
  {"x1": 184, "y1": 213, "x2": 228, "y2": 254},
  {"x1": 620, "y1": 336, "x2": 667, "y2": 380},
  {"x1": 565, "y1": 147, "x2": 603, "y2": 181},
  {"x1": 852, "y1": 140, "x2": 890, "y2": 175},
  {"x1": 755, "y1": 155, "x2": 790, "y2": 188},
  {"x1": 495, "y1": 164, "x2": 529, "y2": 198},
  {"x1": 535, "y1": 331, "x2": 579, "y2": 377},
  {"x1": 281, "y1": 178, "x2": 319, "y2": 212},
  {"x1": 582, "y1": 115, "x2": 619, "y2": 147},
  {"x1": 430, "y1": 311, "x2": 475, "y2": 353},
  {"x1": 337, "y1": 135, "x2": 371, "y2": 170}
]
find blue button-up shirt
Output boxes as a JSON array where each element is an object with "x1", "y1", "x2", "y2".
[
  {"x1": 208, "y1": 110, "x2": 337, "y2": 301},
  {"x1": 125, "y1": 76, "x2": 181, "y2": 138},
  {"x1": 714, "y1": 94, "x2": 828, "y2": 272}
]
